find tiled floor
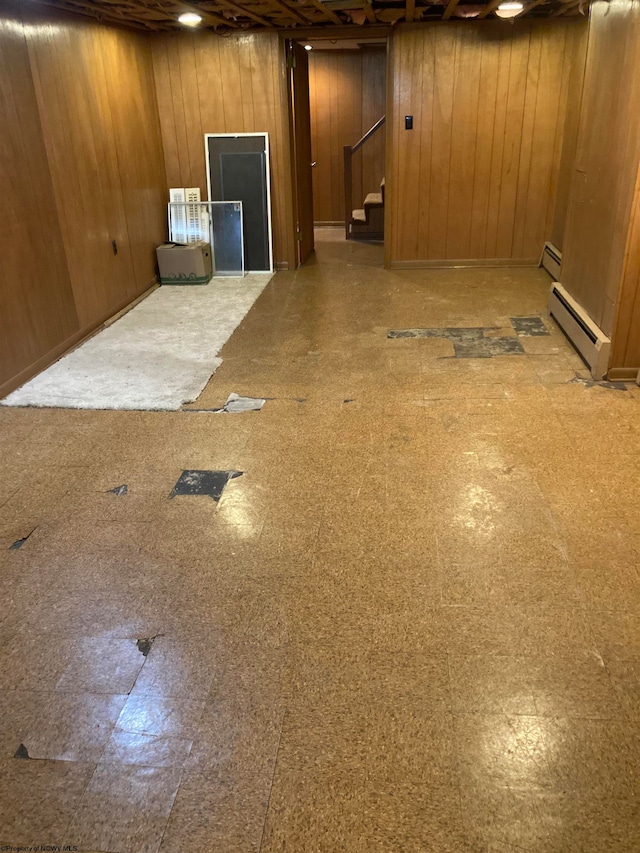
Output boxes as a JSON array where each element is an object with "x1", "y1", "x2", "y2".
[{"x1": 1, "y1": 227, "x2": 639, "y2": 851}]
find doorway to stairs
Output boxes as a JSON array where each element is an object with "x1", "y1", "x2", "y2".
[{"x1": 288, "y1": 35, "x2": 389, "y2": 267}]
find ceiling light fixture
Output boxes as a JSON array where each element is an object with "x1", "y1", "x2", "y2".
[
  {"x1": 495, "y1": 1, "x2": 524, "y2": 17},
  {"x1": 178, "y1": 12, "x2": 203, "y2": 26},
  {"x1": 304, "y1": 44, "x2": 313, "y2": 51}
]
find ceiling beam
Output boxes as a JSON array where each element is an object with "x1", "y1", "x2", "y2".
[
  {"x1": 27, "y1": 0, "x2": 161, "y2": 29},
  {"x1": 478, "y1": 0, "x2": 503, "y2": 18},
  {"x1": 204, "y1": 0, "x2": 275, "y2": 26},
  {"x1": 301, "y1": 0, "x2": 343, "y2": 24},
  {"x1": 551, "y1": 0, "x2": 586, "y2": 14},
  {"x1": 364, "y1": 0, "x2": 377, "y2": 22},
  {"x1": 516, "y1": 0, "x2": 549, "y2": 14},
  {"x1": 442, "y1": 0, "x2": 460, "y2": 19},
  {"x1": 405, "y1": 0, "x2": 416, "y2": 22},
  {"x1": 172, "y1": 1, "x2": 240, "y2": 27},
  {"x1": 279, "y1": 23, "x2": 391, "y2": 36},
  {"x1": 266, "y1": 0, "x2": 315, "y2": 24}
]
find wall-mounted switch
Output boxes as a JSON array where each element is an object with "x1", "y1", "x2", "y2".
[{"x1": 405, "y1": 115, "x2": 413, "y2": 130}]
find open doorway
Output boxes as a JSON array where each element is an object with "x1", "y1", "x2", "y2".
[{"x1": 288, "y1": 35, "x2": 388, "y2": 268}]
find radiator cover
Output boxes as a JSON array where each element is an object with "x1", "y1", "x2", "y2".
[
  {"x1": 541, "y1": 241, "x2": 562, "y2": 280},
  {"x1": 548, "y1": 282, "x2": 611, "y2": 379}
]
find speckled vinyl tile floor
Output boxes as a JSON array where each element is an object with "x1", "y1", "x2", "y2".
[{"x1": 1, "y1": 228, "x2": 639, "y2": 852}]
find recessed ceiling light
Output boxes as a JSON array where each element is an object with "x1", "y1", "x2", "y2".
[
  {"x1": 304, "y1": 44, "x2": 313, "y2": 51},
  {"x1": 178, "y1": 12, "x2": 203, "y2": 26},
  {"x1": 495, "y1": 1, "x2": 524, "y2": 16}
]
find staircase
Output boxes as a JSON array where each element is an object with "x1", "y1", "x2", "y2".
[
  {"x1": 343, "y1": 115, "x2": 385, "y2": 242},
  {"x1": 350, "y1": 177, "x2": 385, "y2": 240}
]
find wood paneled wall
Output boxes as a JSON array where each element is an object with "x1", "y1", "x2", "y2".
[
  {"x1": 548, "y1": 23, "x2": 588, "y2": 252},
  {"x1": 0, "y1": 13, "x2": 79, "y2": 393},
  {"x1": 386, "y1": 20, "x2": 587, "y2": 266},
  {"x1": 561, "y1": 0, "x2": 640, "y2": 342},
  {"x1": 0, "y1": 5, "x2": 166, "y2": 396},
  {"x1": 309, "y1": 48, "x2": 386, "y2": 224},
  {"x1": 611, "y1": 163, "x2": 640, "y2": 368},
  {"x1": 151, "y1": 31, "x2": 297, "y2": 270}
]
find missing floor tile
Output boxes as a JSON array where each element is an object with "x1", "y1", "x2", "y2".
[
  {"x1": 510, "y1": 316, "x2": 550, "y2": 337},
  {"x1": 169, "y1": 470, "x2": 243, "y2": 502},
  {"x1": 387, "y1": 327, "x2": 525, "y2": 358},
  {"x1": 106, "y1": 484, "x2": 128, "y2": 496},
  {"x1": 14, "y1": 743, "x2": 30, "y2": 760}
]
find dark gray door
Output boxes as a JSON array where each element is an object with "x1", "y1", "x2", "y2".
[{"x1": 206, "y1": 135, "x2": 272, "y2": 272}]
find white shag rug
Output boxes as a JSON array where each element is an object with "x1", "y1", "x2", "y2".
[{"x1": 2, "y1": 274, "x2": 273, "y2": 411}]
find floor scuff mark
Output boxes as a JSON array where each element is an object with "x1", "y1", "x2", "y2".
[
  {"x1": 388, "y1": 327, "x2": 525, "y2": 358},
  {"x1": 169, "y1": 470, "x2": 244, "y2": 502}
]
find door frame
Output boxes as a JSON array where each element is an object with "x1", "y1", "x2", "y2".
[
  {"x1": 284, "y1": 39, "x2": 315, "y2": 267},
  {"x1": 285, "y1": 34, "x2": 391, "y2": 265}
]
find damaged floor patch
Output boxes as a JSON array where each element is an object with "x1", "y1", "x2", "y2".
[
  {"x1": 9, "y1": 528, "x2": 37, "y2": 551},
  {"x1": 388, "y1": 328, "x2": 525, "y2": 358},
  {"x1": 106, "y1": 484, "x2": 128, "y2": 496},
  {"x1": 212, "y1": 393, "x2": 266, "y2": 413},
  {"x1": 569, "y1": 374, "x2": 628, "y2": 391},
  {"x1": 136, "y1": 637, "x2": 155, "y2": 656},
  {"x1": 510, "y1": 316, "x2": 550, "y2": 337},
  {"x1": 169, "y1": 470, "x2": 243, "y2": 502}
]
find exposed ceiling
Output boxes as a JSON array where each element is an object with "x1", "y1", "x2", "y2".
[{"x1": 26, "y1": 0, "x2": 592, "y2": 33}]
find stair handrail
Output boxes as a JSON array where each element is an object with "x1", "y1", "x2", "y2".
[
  {"x1": 344, "y1": 115, "x2": 385, "y2": 239},
  {"x1": 352, "y1": 115, "x2": 386, "y2": 154}
]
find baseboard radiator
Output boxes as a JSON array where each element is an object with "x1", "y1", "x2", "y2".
[
  {"x1": 541, "y1": 241, "x2": 562, "y2": 279},
  {"x1": 548, "y1": 282, "x2": 611, "y2": 379}
]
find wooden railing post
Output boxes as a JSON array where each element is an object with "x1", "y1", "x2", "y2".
[{"x1": 343, "y1": 145, "x2": 353, "y2": 240}]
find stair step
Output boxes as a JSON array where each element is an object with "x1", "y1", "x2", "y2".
[
  {"x1": 352, "y1": 209, "x2": 367, "y2": 223},
  {"x1": 364, "y1": 192, "x2": 383, "y2": 208}
]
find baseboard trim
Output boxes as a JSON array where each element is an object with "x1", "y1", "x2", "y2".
[
  {"x1": 314, "y1": 221, "x2": 343, "y2": 227},
  {"x1": 389, "y1": 258, "x2": 539, "y2": 270},
  {"x1": 275, "y1": 261, "x2": 289, "y2": 271},
  {"x1": 0, "y1": 277, "x2": 158, "y2": 401},
  {"x1": 607, "y1": 367, "x2": 640, "y2": 382}
]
